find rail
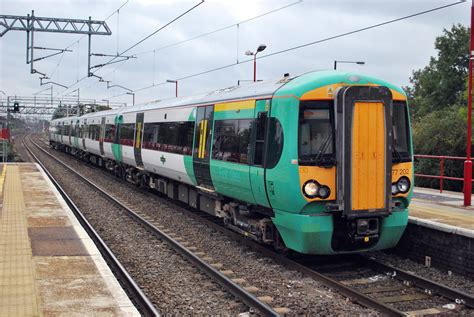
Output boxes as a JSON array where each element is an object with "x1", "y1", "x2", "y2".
[
  {"x1": 26, "y1": 136, "x2": 279, "y2": 317},
  {"x1": 23, "y1": 138, "x2": 160, "y2": 317},
  {"x1": 414, "y1": 154, "x2": 471, "y2": 193}
]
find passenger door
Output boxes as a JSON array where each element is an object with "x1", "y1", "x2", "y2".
[
  {"x1": 249, "y1": 99, "x2": 271, "y2": 208},
  {"x1": 99, "y1": 117, "x2": 105, "y2": 156},
  {"x1": 134, "y1": 112, "x2": 144, "y2": 168},
  {"x1": 193, "y1": 105, "x2": 214, "y2": 189}
]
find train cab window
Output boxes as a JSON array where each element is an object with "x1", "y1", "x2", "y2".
[
  {"x1": 298, "y1": 100, "x2": 335, "y2": 167},
  {"x1": 212, "y1": 119, "x2": 251, "y2": 164},
  {"x1": 392, "y1": 102, "x2": 411, "y2": 163},
  {"x1": 118, "y1": 123, "x2": 135, "y2": 146}
]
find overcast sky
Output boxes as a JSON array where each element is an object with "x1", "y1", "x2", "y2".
[{"x1": 0, "y1": 0, "x2": 470, "y2": 106}]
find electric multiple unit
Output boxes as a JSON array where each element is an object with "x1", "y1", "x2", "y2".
[{"x1": 49, "y1": 70, "x2": 413, "y2": 254}]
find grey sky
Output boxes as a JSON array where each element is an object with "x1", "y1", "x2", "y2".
[{"x1": 0, "y1": 0, "x2": 470, "y2": 106}]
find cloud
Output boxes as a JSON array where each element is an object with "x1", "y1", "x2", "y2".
[{"x1": 0, "y1": 0, "x2": 469, "y2": 106}]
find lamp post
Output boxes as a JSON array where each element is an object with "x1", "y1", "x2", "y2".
[
  {"x1": 126, "y1": 92, "x2": 135, "y2": 106},
  {"x1": 245, "y1": 44, "x2": 267, "y2": 82},
  {"x1": 166, "y1": 80, "x2": 178, "y2": 97},
  {"x1": 464, "y1": 0, "x2": 474, "y2": 206},
  {"x1": 334, "y1": 60, "x2": 365, "y2": 70}
]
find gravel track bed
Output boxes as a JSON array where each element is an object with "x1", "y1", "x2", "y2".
[
  {"x1": 368, "y1": 251, "x2": 474, "y2": 296},
  {"x1": 12, "y1": 132, "x2": 34, "y2": 162},
  {"x1": 327, "y1": 268, "x2": 452, "y2": 313},
  {"x1": 25, "y1": 137, "x2": 247, "y2": 315},
  {"x1": 31, "y1": 136, "x2": 377, "y2": 316}
]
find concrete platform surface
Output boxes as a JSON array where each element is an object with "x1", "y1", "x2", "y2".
[
  {"x1": 410, "y1": 187, "x2": 474, "y2": 235},
  {"x1": 0, "y1": 163, "x2": 140, "y2": 316}
]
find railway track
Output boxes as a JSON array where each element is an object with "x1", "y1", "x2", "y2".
[
  {"x1": 23, "y1": 136, "x2": 159, "y2": 316},
  {"x1": 29, "y1": 135, "x2": 474, "y2": 316},
  {"x1": 158, "y1": 206, "x2": 474, "y2": 316},
  {"x1": 24, "y1": 135, "x2": 282, "y2": 316}
]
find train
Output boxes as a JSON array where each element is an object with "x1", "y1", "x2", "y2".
[{"x1": 49, "y1": 70, "x2": 413, "y2": 255}]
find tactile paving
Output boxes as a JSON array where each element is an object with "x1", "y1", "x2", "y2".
[
  {"x1": 0, "y1": 165, "x2": 40, "y2": 316},
  {"x1": 0, "y1": 163, "x2": 141, "y2": 316}
]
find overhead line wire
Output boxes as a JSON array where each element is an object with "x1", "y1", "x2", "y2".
[
  {"x1": 133, "y1": 0, "x2": 302, "y2": 56},
  {"x1": 56, "y1": 0, "x2": 205, "y2": 97},
  {"x1": 104, "y1": 0, "x2": 465, "y2": 100},
  {"x1": 81, "y1": 1, "x2": 302, "y2": 91},
  {"x1": 47, "y1": 0, "x2": 130, "y2": 85}
]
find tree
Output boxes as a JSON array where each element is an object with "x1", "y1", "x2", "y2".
[
  {"x1": 407, "y1": 24, "x2": 469, "y2": 119},
  {"x1": 406, "y1": 24, "x2": 470, "y2": 191}
]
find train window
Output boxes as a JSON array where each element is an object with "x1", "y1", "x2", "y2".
[
  {"x1": 298, "y1": 100, "x2": 335, "y2": 167},
  {"x1": 88, "y1": 125, "x2": 100, "y2": 141},
  {"x1": 212, "y1": 119, "x2": 251, "y2": 164},
  {"x1": 253, "y1": 112, "x2": 267, "y2": 166},
  {"x1": 118, "y1": 123, "x2": 135, "y2": 146},
  {"x1": 142, "y1": 121, "x2": 194, "y2": 155},
  {"x1": 266, "y1": 118, "x2": 284, "y2": 169},
  {"x1": 104, "y1": 124, "x2": 116, "y2": 143},
  {"x1": 392, "y1": 102, "x2": 411, "y2": 163}
]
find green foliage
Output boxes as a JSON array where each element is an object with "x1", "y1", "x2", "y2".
[
  {"x1": 407, "y1": 24, "x2": 469, "y2": 119},
  {"x1": 406, "y1": 24, "x2": 470, "y2": 191},
  {"x1": 413, "y1": 106, "x2": 466, "y2": 190}
]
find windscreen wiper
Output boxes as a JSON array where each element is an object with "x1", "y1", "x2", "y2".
[
  {"x1": 313, "y1": 132, "x2": 334, "y2": 166},
  {"x1": 392, "y1": 146, "x2": 402, "y2": 163}
]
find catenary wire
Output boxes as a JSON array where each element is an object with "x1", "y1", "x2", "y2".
[
  {"x1": 103, "y1": 0, "x2": 466, "y2": 101},
  {"x1": 104, "y1": 0, "x2": 465, "y2": 99}
]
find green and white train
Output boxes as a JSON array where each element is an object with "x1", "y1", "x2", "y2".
[{"x1": 49, "y1": 70, "x2": 413, "y2": 254}]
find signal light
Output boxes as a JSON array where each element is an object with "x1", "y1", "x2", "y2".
[{"x1": 13, "y1": 102, "x2": 20, "y2": 113}]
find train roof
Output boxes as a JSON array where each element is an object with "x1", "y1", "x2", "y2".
[
  {"x1": 52, "y1": 70, "x2": 406, "y2": 123},
  {"x1": 121, "y1": 76, "x2": 291, "y2": 114}
]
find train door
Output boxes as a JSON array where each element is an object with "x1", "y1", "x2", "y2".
[
  {"x1": 335, "y1": 86, "x2": 392, "y2": 217},
  {"x1": 134, "y1": 112, "x2": 144, "y2": 168},
  {"x1": 73, "y1": 119, "x2": 79, "y2": 148},
  {"x1": 60, "y1": 122, "x2": 64, "y2": 143},
  {"x1": 68, "y1": 121, "x2": 72, "y2": 145},
  {"x1": 249, "y1": 99, "x2": 271, "y2": 208},
  {"x1": 193, "y1": 105, "x2": 214, "y2": 189},
  {"x1": 82, "y1": 119, "x2": 87, "y2": 150},
  {"x1": 99, "y1": 117, "x2": 105, "y2": 156}
]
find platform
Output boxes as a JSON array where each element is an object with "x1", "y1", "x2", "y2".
[
  {"x1": 410, "y1": 187, "x2": 474, "y2": 237},
  {"x1": 0, "y1": 163, "x2": 140, "y2": 316}
]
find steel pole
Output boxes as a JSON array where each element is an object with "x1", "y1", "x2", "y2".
[
  {"x1": 464, "y1": 0, "x2": 474, "y2": 206},
  {"x1": 176, "y1": 81, "x2": 178, "y2": 98},
  {"x1": 253, "y1": 54, "x2": 256, "y2": 82}
]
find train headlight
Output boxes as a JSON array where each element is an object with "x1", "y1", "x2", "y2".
[
  {"x1": 397, "y1": 177, "x2": 411, "y2": 194},
  {"x1": 318, "y1": 185, "x2": 331, "y2": 199},
  {"x1": 391, "y1": 184, "x2": 399, "y2": 195},
  {"x1": 303, "y1": 180, "x2": 319, "y2": 198}
]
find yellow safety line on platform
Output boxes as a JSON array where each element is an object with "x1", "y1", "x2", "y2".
[
  {"x1": 0, "y1": 165, "x2": 41, "y2": 316},
  {"x1": 410, "y1": 204, "x2": 474, "y2": 221},
  {"x1": 0, "y1": 164, "x2": 6, "y2": 195}
]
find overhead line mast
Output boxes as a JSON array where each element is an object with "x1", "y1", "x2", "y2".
[{"x1": 0, "y1": 10, "x2": 112, "y2": 84}]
